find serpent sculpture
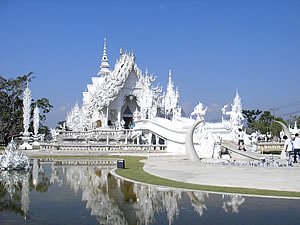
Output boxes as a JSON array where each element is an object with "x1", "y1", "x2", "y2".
[
  {"x1": 274, "y1": 120, "x2": 291, "y2": 139},
  {"x1": 185, "y1": 120, "x2": 203, "y2": 162}
]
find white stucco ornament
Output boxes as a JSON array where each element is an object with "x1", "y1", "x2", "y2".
[
  {"x1": 22, "y1": 83, "x2": 32, "y2": 136},
  {"x1": 191, "y1": 102, "x2": 207, "y2": 121},
  {"x1": 19, "y1": 83, "x2": 33, "y2": 150},
  {"x1": 33, "y1": 106, "x2": 40, "y2": 136}
]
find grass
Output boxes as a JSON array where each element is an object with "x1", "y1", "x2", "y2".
[
  {"x1": 29, "y1": 155, "x2": 300, "y2": 198},
  {"x1": 115, "y1": 156, "x2": 300, "y2": 198}
]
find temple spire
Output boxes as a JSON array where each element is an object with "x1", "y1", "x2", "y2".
[{"x1": 97, "y1": 37, "x2": 110, "y2": 76}]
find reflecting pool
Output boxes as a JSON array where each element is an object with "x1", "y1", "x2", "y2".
[{"x1": 0, "y1": 159, "x2": 300, "y2": 225}]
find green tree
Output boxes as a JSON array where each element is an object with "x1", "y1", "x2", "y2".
[
  {"x1": 30, "y1": 98, "x2": 53, "y2": 138},
  {"x1": 257, "y1": 111, "x2": 273, "y2": 134},
  {"x1": 56, "y1": 120, "x2": 66, "y2": 130},
  {"x1": 0, "y1": 73, "x2": 52, "y2": 144},
  {"x1": 251, "y1": 111, "x2": 286, "y2": 138},
  {"x1": 242, "y1": 109, "x2": 262, "y2": 132},
  {"x1": 55, "y1": 120, "x2": 71, "y2": 131}
]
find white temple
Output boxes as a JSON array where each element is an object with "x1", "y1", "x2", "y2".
[
  {"x1": 63, "y1": 38, "x2": 249, "y2": 158},
  {"x1": 66, "y1": 38, "x2": 180, "y2": 131}
]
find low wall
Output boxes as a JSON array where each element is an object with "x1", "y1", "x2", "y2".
[
  {"x1": 257, "y1": 142, "x2": 283, "y2": 154},
  {"x1": 40, "y1": 142, "x2": 167, "y2": 152}
]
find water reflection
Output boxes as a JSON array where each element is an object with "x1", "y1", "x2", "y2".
[
  {"x1": 222, "y1": 194, "x2": 245, "y2": 214},
  {"x1": 188, "y1": 191, "x2": 208, "y2": 216},
  {"x1": 0, "y1": 159, "x2": 299, "y2": 225},
  {"x1": 0, "y1": 170, "x2": 30, "y2": 218}
]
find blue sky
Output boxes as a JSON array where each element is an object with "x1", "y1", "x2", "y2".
[{"x1": 1, "y1": 0, "x2": 300, "y2": 127}]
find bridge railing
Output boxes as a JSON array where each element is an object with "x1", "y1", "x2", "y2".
[{"x1": 43, "y1": 128, "x2": 167, "y2": 152}]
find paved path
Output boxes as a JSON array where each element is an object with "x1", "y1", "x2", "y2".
[{"x1": 143, "y1": 155, "x2": 300, "y2": 192}]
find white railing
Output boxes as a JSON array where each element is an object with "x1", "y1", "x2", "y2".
[{"x1": 42, "y1": 128, "x2": 167, "y2": 152}]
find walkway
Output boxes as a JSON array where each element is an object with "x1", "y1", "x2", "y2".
[{"x1": 142, "y1": 155, "x2": 300, "y2": 193}]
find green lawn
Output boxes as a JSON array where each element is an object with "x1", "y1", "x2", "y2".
[
  {"x1": 31, "y1": 155, "x2": 300, "y2": 198},
  {"x1": 115, "y1": 156, "x2": 300, "y2": 198}
]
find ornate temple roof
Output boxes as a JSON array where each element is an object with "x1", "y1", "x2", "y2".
[{"x1": 82, "y1": 40, "x2": 144, "y2": 113}]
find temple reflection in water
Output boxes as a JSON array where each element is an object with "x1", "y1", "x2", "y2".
[{"x1": 0, "y1": 159, "x2": 299, "y2": 225}]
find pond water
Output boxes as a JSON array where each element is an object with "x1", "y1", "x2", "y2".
[{"x1": 0, "y1": 159, "x2": 300, "y2": 225}]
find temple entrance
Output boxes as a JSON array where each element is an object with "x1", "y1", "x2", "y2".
[
  {"x1": 121, "y1": 95, "x2": 138, "y2": 129},
  {"x1": 122, "y1": 105, "x2": 133, "y2": 129},
  {"x1": 123, "y1": 116, "x2": 133, "y2": 129}
]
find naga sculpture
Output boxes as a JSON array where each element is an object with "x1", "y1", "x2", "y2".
[{"x1": 185, "y1": 120, "x2": 203, "y2": 162}]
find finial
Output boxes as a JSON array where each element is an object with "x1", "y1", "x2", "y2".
[
  {"x1": 236, "y1": 88, "x2": 239, "y2": 96},
  {"x1": 132, "y1": 50, "x2": 136, "y2": 62},
  {"x1": 97, "y1": 37, "x2": 110, "y2": 76},
  {"x1": 168, "y1": 69, "x2": 172, "y2": 83},
  {"x1": 120, "y1": 47, "x2": 123, "y2": 55}
]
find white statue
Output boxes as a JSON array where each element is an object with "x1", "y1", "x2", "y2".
[
  {"x1": 191, "y1": 102, "x2": 207, "y2": 121},
  {"x1": 221, "y1": 90, "x2": 244, "y2": 141},
  {"x1": 120, "y1": 119, "x2": 125, "y2": 129}
]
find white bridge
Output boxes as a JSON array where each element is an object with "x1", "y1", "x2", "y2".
[{"x1": 41, "y1": 127, "x2": 168, "y2": 152}]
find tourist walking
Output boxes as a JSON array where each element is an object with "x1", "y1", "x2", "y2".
[
  {"x1": 293, "y1": 133, "x2": 300, "y2": 163},
  {"x1": 238, "y1": 128, "x2": 245, "y2": 151},
  {"x1": 283, "y1": 135, "x2": 294, "y2": 166}
]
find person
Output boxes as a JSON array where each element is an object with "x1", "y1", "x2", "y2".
[
  {"x1": 293, "y1": 133, "x2": 300, "y2": 163},
  {"x1": 238, "y1": 128, "x2": 245, "y2": 151},
  {"x1": 283, "y1": 135, "x2": 293, "y2": 167}
]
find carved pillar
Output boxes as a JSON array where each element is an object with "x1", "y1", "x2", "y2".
[
  {"x1": 148, "y1": 132, "x2": 152, "y2": 147},
  {"x1": 156, "y1": 135, "x2": 159, "y2": 148},
  {"x1": 105, "y1": 106, "x2": 109, "y2": 128},
  {"x1": 118, "y1": 110, "x2": 121, "y2": 129}
]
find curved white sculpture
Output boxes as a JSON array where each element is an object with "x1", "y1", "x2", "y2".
[
  {"x1": 185, "y1": 120, "x2": 203, "y2": 162},
  {"x1": 275, "y1": 121, "x2": 291, "y2": 139},
  {"x1": 275, "y1": 120, "x2": 292, "y2": 159}
]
